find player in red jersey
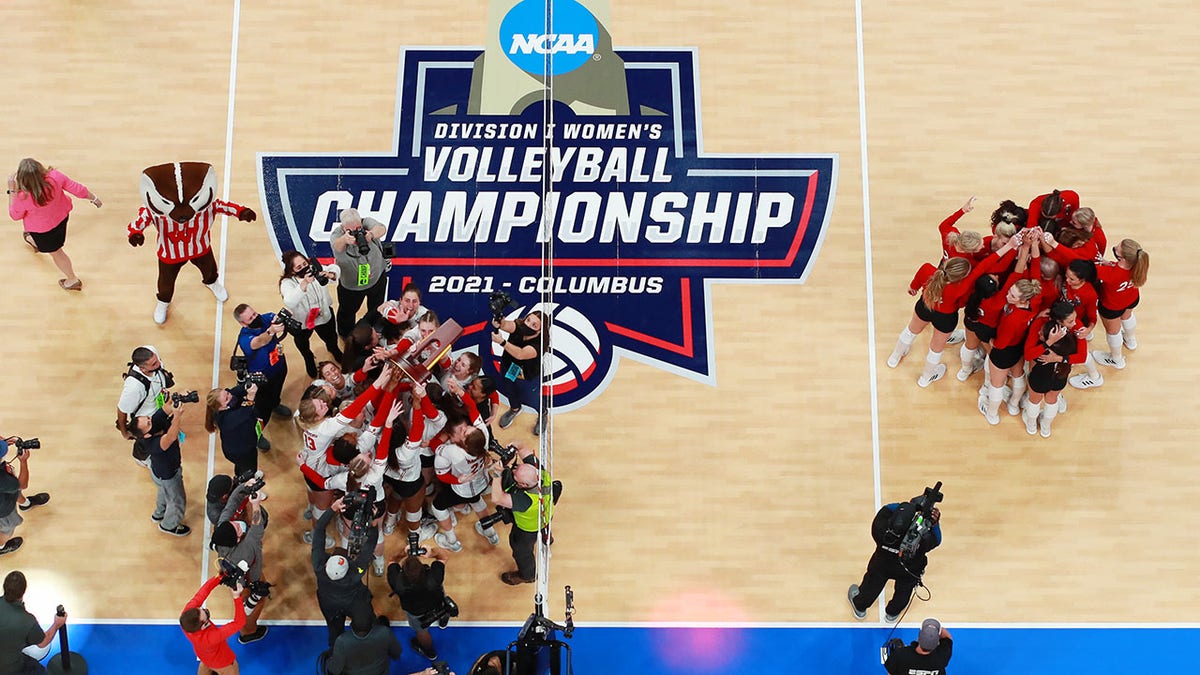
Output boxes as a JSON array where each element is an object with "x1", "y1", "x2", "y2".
[
  {"x1": 978, "y1": 232, "x2": 1043, "y2": 425},
  {"x1": 1027, "y1": 189, "x2": 1080, "y2": 235},
  {"x1": 1021, "y1": 301, "x2": 1087, "y2": 438},
  {"x1": 1089, "y1": 239, "x2": 1150, "y2": 370}
]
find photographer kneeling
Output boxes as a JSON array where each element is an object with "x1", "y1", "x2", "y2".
[
  {"x1": 386, "y1": 544, "x2": 453, "y2": 661},
  {"x1": 130, "y1": 393, "x2": 197, "y2": 537},
  {"x1": 0, "y1": 438, "x2": 49, "y2": 555}
]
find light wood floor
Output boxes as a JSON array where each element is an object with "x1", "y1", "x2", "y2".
[{"x1": 1, "y1": 0, "x2": 1197, "y2": 627}]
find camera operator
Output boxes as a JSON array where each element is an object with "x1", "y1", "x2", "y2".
[
  {"x1": 115, "y1": 345, "x2": 173, "y2": 467},
  {"x1": 325, "y1": 607, "x2": 402, "y2": 675},
  {"x1": 0, "y1": 439, "x2": 50, "y2": 556},
  {"x1": 848, "y1": 494, "x2": 942, "y2": 622},
  {"x1": 313, "y1": 501, "x2": 376, "y2": 647},
  {"x1": 129, "y1": 397, "x2": 192, "y2": 537},
  {"x1": 205, "y1": 382, "x2": 263, "y2": 475},
  {"x1": 386, "y1": 545, "x2": 452, "y2": 661},
  {"x1": 280, "y1": 250, "x2": 343, "y2": 378},
  {"x1": 233, "y1": 303, "x2": 293, "y2": 445},
  {"x1": 489, "y1": 444, "x2": 556, "y2": 586},
  {"x1": 884, "y1": 618, "x2": 952, "y2": 675},
  {"x1": 331, "y1": 208, "x2": 389, "y2": 340},
  {"x1": 491, "y1": 310, "x2": 546, "y2": 436},
  {"x1": 209, "y1": 476, "x2": 269, "y2": 644},
  {"x1": 179, "y1": 573, "x2": 246, "y2": 675},
  {"x1": 0, "y1": 571, "x2": 66, "y2": 675}
]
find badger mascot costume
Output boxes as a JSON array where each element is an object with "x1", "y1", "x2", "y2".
[{"x1": 127, "y1": 161, "x2": 256, "y2": 324}]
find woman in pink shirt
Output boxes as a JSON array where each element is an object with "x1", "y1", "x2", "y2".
[{"x1": 6, "y1": 158, "x2": 101, "y2": 291}]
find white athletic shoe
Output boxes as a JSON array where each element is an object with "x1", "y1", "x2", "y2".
[
  {"x1": 1092, "y1": 350, "x2": 1126, "y2": 370},
  {"x1": 153, "y1": 300, "x2": 170, "y2": 325},
  {"x1": 372, "y1": 556, "x2": 385, "y2": 577},
  {"x1": 956, "y1": 358, "x2": 983, "y2": 382},
  {"x1": 1007, "y1": 398, "x2": 1022, "y2": 417},
  {"x1": 1123, "y1": 334, "x2": 1138, "y2": 350},
  {"x1": 1069, "y1": 374, "x2": 1103, "y2": 389},
  {"x1": 917, "y1": 364, "x2": 946, "y2": 388},
  {"x1": 978, "y1": 397, "x2": 1000, "y2": 426},
  {"x1": 946, "y1": 329, "x2": 966, "y2": 345},
  {"x1": 1022, "y1": 406, "x2": 1039, "y2": 436},
  {"x1": 417, "y1": 521, "x2": 438, "y2": 542},
  {"x1": 382, "y1": 517, "x2": 396, "y2": 536},
  {"x1": 475, "y1": 521, "x2": 500, "y2": 546},
  {"x1": 887, "y1": 345, "x2": 910, "y2": 369},
  {"x1": 206, "y1": 281, "x2": 229, "y2": 302},
  {"x1": 434, "y1": 532, "x2": 462, "y2": 553},
  {"x1": 1039, "y1": 415, "x2": 1053, "y2": 438}
]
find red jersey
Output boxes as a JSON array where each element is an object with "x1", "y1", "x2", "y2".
[
  {"x1": 937, "y1": 208, "x2": 990, "y2": 264},
  {"x1": 1023, "y1": 317, "x2": 1087, "y2": 364},
  {"x1": 993, "y1": 303, "x2": 1037, "y2": 349},
  {"x1": 1094, "y1": 262, "x2": 1139, "y2": 309},
  {"x1": 128, "y1": 199, "x2": 247, "y2": 264},
  {"x1": 1027, "y1": 190, "x2": 1080, "y2": 229},
  {"x1": 182, "y1": 576, "x2": 245, "y2": 668},
  {"x1": 1062, "y1": 281, "x2": 1099, "y2": 328}
]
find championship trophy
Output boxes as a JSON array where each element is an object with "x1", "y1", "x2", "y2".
[{"x1": 387, "y1": 320, "x2": 464, "y2": 383}]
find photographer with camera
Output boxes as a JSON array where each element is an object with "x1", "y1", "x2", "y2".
[
  {"x1": 312, "y1": 497, "x2": 377, "y2": 647},
  {"x1": 0, "y1": 571, "x2": 68, "y2": 674},
  {"x1": 115, "y1": 345, "x2": 173, "y2": 467},
  {"x1": 210, "y1": 475, "x2": 270, "y2": 644},
  {"x1": 386, "y1": 543, "x2": 453, "y2": 661},
  {"x1": 488, "y1": 443, "x2": 557, "y2": 586},
  {"x1": 884, "y1": 617, "x2": 952, "y2": 675},
  {"x1": 179, "y1": 573, "x2": 246, "y2": 675},
  {"x1": 280, "y1": 250, "x2": 344, "y2": 378},
  {"x1": 0, "y1": 438, "x2": 49, "y2": 556},
  {"x1": 490, "y1": 307, "x2": 546, "y2": 436},
  {"x1": 233, "y1": 303, "x2": 293, "y2": 445},
  {"x1": 324, "y1": 607, "x2": 403, "y2": 675},
  {"x1": 129, "y1": 394, "x2": 195, "y2": 537},
  {"x1": 331, "y1": 208, "x2": 389, "y2": 340},
  {"x1": 848, "y1": 485, "x2": 943, "y2": 622},
  {"x1": 205, "y1": 382, "x2": 264, "y2": 475}
]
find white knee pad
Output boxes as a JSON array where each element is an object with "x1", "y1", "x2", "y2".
[{"x1": 404, "y1": 510, "x2": 423, "y2": 523}]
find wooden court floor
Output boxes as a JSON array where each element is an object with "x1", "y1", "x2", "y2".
[{"x1": 1, "y1": 0, "x2": 1197, "y2": 631}]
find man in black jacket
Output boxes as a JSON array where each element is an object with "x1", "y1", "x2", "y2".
[
  {"x1": 885, "y1": 617, "x2": 952, "y2": 675},
  {"x1": 848, "y1": 495, "x2": 942, "y2": 622},
  {"x1": 314, "y1": 500, "x2": 377, "y2": 646}
]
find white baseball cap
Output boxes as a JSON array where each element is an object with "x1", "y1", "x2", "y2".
[{"x1": 326, "y1": 555, "x2": 349, "y2": 581}]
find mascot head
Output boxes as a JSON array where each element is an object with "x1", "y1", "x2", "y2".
[{"x1": 140, "y1": 162, "x2": 217, "y2": 223}]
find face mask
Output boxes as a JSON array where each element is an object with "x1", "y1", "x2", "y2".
[{"x1": 248, "y1": 316, "x2": 265, "y2": 330}]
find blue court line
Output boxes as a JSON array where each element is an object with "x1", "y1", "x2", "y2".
[{"x1": 39, "y1": 623, "x2": 1196, "y2": 673}]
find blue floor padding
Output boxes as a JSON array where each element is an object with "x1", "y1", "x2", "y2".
[{"x1": 41, "y1": 622, "x2": 1195, "y2": 673}]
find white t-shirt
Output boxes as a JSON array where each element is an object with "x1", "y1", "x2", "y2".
[
  {"x1": 117, "y1": 346, "x2": 169, "y2": 417},
  {"x1": 434, "y1": 442, "x2": 489, "y2": 498}
]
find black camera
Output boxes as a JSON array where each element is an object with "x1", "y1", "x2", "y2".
[
  {"x1": 885, "y1": 481, "x2": 944, "y2": 559},
  {"x1": 273, "y1": 308, "x2": 305, "y2": 334},
  {"x1": 350, "y1": 228, "x2": 372, "y2": 256},
  {"x1": 880, "y1": 637, "x2": 906, "y2": 664},
  {"x1": 218, "y1": 558, "x2": 272, "y2": 613},
  {"x1": 431, "y1": 661, "x2": 450, "y2": 675},
  {"x1": 488, "y1": 436, "x2": 517, "y2": 464},
  {"x1": 489, "y1": 290, "x2": 516, "y2": 322},
  {"x1": 300, "y1": 258, "x2": 330, "y2": 286},
  {"x1": 240, "y1": 371, "x2": 269, "y2": 386},
  {"x1": 9, "y1": 437, "x2": 39, "y2": 458},
  {"x1": 235, "y1": 469, "x2": 266, "y2": 499},
  {"x1": 344, "y1": 488, "x2": 374, "y2": 559},
  {"x1": 477, "y1": 506, "x2": 513, "y2": 530},
  {"x1": 171, "y1": 390, "x2": 199, "y2": 405},
  {"x1": 407, "y1": 531, "x2": 427, "y2": 558},
  {"x1": 419, "y1": 595, "x2": 460, "y2": 630}
]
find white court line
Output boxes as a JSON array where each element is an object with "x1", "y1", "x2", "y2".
[
  {"x1": 854, "y1": 0, "x2": 886, "y2": 625},
  {"x1": 201, "y1": 0, "x2": 243, "y2": 585}
]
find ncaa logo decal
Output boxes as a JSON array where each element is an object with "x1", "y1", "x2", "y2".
[{"x1": 257, "y1": 0, "x2": 838, "y2": 413}]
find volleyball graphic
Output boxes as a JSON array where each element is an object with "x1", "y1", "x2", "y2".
[{"x1": 492, "y1": 302, "x2": 603, "y2": 395}]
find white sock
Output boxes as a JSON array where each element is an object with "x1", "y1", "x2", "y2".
[
  {"x1": 1121, "y1": 315, "x2": 1137, "y2": 340},
  {"x1": 891, "y1": 328, "x2": 917, "y2": 360},
  {"x1": 1009, "y1": 375, "x2": 1027, "y2": 408},
  {"x1": 311, "y1": 507, "x2": 326, "y2": 523},
  {"x1": 1083, "y1": 352, "x2": 1101, "y2": 379},
  {"x1": 1041, "y1": 402, "x2": 1059, "y2": 425},
  {"x1": 1106, "y1": 333, "x2": 1124, "y2": 360},
  {"x1": 921, "y1": 350, "x2": 944, "y2": 379},
  {"x1": 439, "y1": 528, "x2": 459, "y2": 544},
  {"x1": 959, "y1": 344, "x2": 974, "y2": 366},
  {"x1": 986, "y1": 386, "x2": 1003, "y2": 417}
]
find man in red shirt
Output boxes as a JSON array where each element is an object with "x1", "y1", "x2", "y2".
[{"x1": 179, "y1": 574, "x2": 245, "y2": 674}]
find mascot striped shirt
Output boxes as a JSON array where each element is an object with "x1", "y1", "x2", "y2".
[{"x1": 127, "y1": 200, "x2": 246, "y2": 263}]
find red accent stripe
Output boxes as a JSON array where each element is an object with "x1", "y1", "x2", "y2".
[{"x1": 605, "y1": 278, "x2": 694, "y2": 357}]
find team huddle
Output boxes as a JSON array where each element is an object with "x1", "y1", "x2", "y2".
[{"x1": 887, "y1": 191, "x2": 1149, "y2": 437}]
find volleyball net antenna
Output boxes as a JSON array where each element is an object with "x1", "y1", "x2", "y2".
[{"x1": 533, "y1": 0, "x2": 557, "y2": 615}]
